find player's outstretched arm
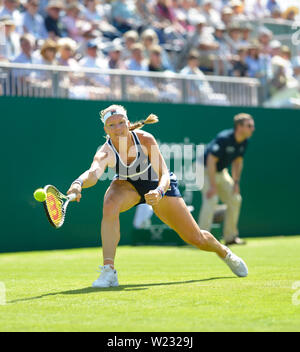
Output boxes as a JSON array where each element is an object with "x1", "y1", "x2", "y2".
[
  {"x1": 67, "y1": 144, "x2": 114, "y2": 202},
  {"x1": 142, "y1": 132, "x2": 170, "y2": 206}
]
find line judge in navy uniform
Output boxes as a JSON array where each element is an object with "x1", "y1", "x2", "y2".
[{"x1": 198, "y1": 113, "x2": 255, "y2": 245}]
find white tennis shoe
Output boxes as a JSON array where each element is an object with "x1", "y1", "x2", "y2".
[
  {"x1": 222, "y1": 247, "x2": 248, "y2": 277},
  {"x1": 92, "y1": 265, "x2": 119, "y2": 288}
]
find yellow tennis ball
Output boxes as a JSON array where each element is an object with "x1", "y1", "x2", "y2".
[{"x1": 34, "y1": 188, "x2": 46, "y2": 202}]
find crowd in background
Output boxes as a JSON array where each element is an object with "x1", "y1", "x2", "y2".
[{"x1": 0, "y1": 0, "x2": 300, "y2": 106}]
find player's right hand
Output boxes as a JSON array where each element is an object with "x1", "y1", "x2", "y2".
[{"x1": 67, "y1": 184, "x2": 82, "y2": 202}]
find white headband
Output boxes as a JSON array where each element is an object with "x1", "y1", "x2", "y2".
[{"x1": 102, "y1": 109, "x2": 127, "y2": 124}]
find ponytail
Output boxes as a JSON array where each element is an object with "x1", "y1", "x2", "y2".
[{"x1": 129, "y1": 114, "x2": 159, "y2": 131}]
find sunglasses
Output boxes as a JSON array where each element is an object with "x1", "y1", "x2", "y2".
[{"x1": 245, "y1": 123, "x2": 255, "y2": 128}]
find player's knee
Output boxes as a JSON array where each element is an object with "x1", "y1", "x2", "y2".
[
  {"x1": 190, "y1": 231, "x2": 209, "y2": 250},
  {"x1": 103, "y1": 197, "x2": 120, "y2": 218}
]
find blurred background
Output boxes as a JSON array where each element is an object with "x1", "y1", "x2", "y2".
[{"x1": 1, "y1": 0, "x2": 300, "y2": 107}]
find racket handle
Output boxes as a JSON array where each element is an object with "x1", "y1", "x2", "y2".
[{"x1": 68, "y1": 193, "x2": 77, "y2": 201}]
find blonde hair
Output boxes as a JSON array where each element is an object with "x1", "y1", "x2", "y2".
[
  {"x1": 129, "y1": 114, "x2": 159, "y2": 131},
  {"x1": 141, "y1": 29, "x2": 159, "y2": 45},
  {"x1": 100, "y1": 104, "x2": 159, "y2": 131},
  {"x1": 40, "y1": 39, "x2": 58, "y2": 58},
  {"x1": 123, "y1": 30, "x2": 139, "y2": 42},
  {"x1": 234, "y1": 113, "x2": 253, "y2": 129}
]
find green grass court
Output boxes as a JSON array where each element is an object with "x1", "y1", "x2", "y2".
[{"x1": 1, "y1": 236, "x2": 300, "y2": 332}]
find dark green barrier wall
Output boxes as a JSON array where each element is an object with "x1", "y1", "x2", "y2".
[{"x1": 1, "y1": 97, "x2": 300, "y2": 252}]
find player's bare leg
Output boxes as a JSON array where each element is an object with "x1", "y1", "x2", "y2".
[
  {"x1": 101, "y1": 180, "x2": 141, "y2": 267},
  {"x1": 152, "y1": 197, "x2": 227, "y2": 258},
  {"x1": 93, "y1": 180, "x2": 141, "y2": 288},
  {"x1": 152, "y1": 197, "x2": 248, "y2": 277}
]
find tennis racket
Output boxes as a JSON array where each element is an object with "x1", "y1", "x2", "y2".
[{"x1": 43, "y1": 185, "x2": 76, "y2": 229}]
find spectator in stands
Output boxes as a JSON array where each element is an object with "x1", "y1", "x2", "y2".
[
  {"x1": 147, "y1": 44, "x2": 166, "y2": 71},
  {"x1": 280, "y1": 45, "x2": 292, "y2": 62},
  {"x1": 224, "y1": 22, "x2": 244, "y2": 55},
  {"x1": 268, "y1": 53, "x2": 296, "y2": 97},
  {"x1": 12, "y1": 32, "x2": 34, "y2": 64},
  {"x1": 231, "y1": 46, "x2": 248, "y2": 77},
  {"x1": 44, "y1": 0, "x2": 66, "y2": 39},
  {"x1": 213, "y1": 23, "x2": 232, "y2": 75},
  {"x1": 77, "y1": 39, "x2": 110, "y2": 98},
  {"x1": 135, "y1": 0, "x2": 156, "y2": 29},
  {"x1": 121, "y1": 30, "x2": 139, "y2": 61},
  {"x1": 188, "y1": 14, "x2": 209, "y2": 43},
  {"x1": 246, "y1": 0, "x2": 270, "y2": 19},
  {"x1": 282, "y1": 6, "x2": 299, "y2": 21},
  {"x1": 106, "y1": 42, "x2": 126, "y2": 69},
  {"x1": 221, "y1": 6, "x2": 233, "y2": 27},
  {"x1": 20, "y1": 0, "x2": 48, "y2": 39},
  {"x1": 82, "y1": 0, "x2": 119, "y2": 40},
  {"x1": 267, "y1": 0, "x2": 279, "y2": 14},
  {"x1": 154, "y1": 0, "x2": 186, "y2": 39},
  {"x1": 201, "y1": 0, "x2": 221, "y2": 27},
  {"x1": 229, "y1": 0, "x2": 247, "y2": 21},
  {"x1": 79, "y1": 39, "x2": 106, "y2": 69},
  {"x1": 245, "y1": 40, "x2": 266, "y2": 78},
  {"x1": 180, "y1": 49, "x2": 215, "y2": 103},
  {"x1": 155, "y1": 0, "x2": 175, "y2": 25},
  {"x1": 181, "y1": 0, "x2": 199, "y2": 29},
  {"x1": 57, "y1": 37, "x2": 78, "y2": 67},
  {"x1": 0, "y1": 0, "x2": 21, "y2": 25},
  {"x1": 11, "y1": 33, "x2": 35, "y2": 81},
  {"x1": 29, "y1": 38, "x2": 58, "y2": 83},
  {"x1": 62, "y1": 2, "x2": 90, "y2": 42},
  {"x1": 141, "y1": 28, "x2": 173, "y2": 71},
  {"x1": 125, "y1": 42, "x2": 147, "y2": 71},
  {"x1": 213, "y1": 22, "x2": 226, "y2": 47},
  {"x1": 141, "y1": 28, "x2": 159, "y2": 60},
  {"x1": 36, "y1": 38, "x2": 58, "y2": 65},
  {"x1": 214, "y1": 22, "x2": 230, "y2": 55},
  {"x1": 175, "y1": 13, "x2": 208, "y2": 71},
  {"x1": 264, "y1": 56, "x2": 300, "y2": 108},
  {"x1": 83, "y1": 0, "x2": 105, "y2": 22},
  {"x1": 75, "y1": 22, "x2": 102, "y2": 57},
  {"x1": 125, "y1": 42, "x2": 158, "y2": 100},
  {"x1": 257, "y1": 26, "x2": 273, "y2": 55},
  {"x1": 0, "y1": 15, "x2": 20, "y2": 60},
  {"x1": 111, "y1": 0, "x2": 139, "y2": 33},
  {"x1": 269, "y1": 39, "x2": 282, "y2": 59},
  {"x1": 56, "y1": 36, "x2": 81, "y2": 93},
  {"x1": 240, "y1": 22, "x2": 252, "y2": 48},
  {"x1": 269, "y1": 40, "x2": 285, "y2": 80},
  {"x1": 280, "y1": 45, "x2": 293, "y2": 79},
  {"x1": 170, "y1": 0, "x2": 193, "y2": 32},
  {"x1": 270, "y1": 5, "x2": 281, "y2": 19},
  {"x1": 198, "y1": 35, "x2": 219, "y2": 74},
  {"x1": 147, "y1": 44, "x2": 180, "y2": 102}
]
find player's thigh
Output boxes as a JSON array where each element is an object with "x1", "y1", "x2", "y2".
[
  {"x1": 104, "y1": 180, "x2": 141, "y2": 214},
  {"x1": 152, "y1": 196, "x2": 201, "y2": 242}
]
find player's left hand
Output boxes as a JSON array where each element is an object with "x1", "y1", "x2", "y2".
[{"x1": 145, "y1": 190, "x2": 162, "y2": 206}]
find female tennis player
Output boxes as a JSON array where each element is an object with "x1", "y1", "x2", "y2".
[{"x1": 67, "y1": 105, "x2": 248, "y2": 287}]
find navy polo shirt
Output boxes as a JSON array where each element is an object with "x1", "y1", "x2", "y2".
[{"x1": 204, "y1": 129, "x2": 248, "y2": 172}]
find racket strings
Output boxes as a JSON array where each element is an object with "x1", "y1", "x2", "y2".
[{"x1": 45, "y1": 187, "x2": 64, "y2": 227}]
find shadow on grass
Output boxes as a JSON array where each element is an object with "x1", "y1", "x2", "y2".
[{"x1": 8, "y1": 276, "x2": 234, "y2": 304}]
